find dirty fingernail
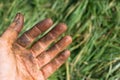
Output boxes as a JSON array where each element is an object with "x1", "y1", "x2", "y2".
[{"x1": 13, "y1": 13, "x2": 24, "y2": 32}]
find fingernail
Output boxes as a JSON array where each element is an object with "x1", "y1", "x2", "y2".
[
  {"x1": 13, "y1": 13, "x2": 24, "y2": 32},
  {"x1": 13, "y1": 13, "x2": 20, "y2": 22}
]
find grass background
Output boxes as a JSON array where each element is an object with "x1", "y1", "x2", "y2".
[{"x1": 0, "y1": 0, "x2": 120, "y2": 80}]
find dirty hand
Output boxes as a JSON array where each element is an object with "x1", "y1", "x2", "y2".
[{"x1": 0, "y1": 13, "x2": 72, "y2": 80}]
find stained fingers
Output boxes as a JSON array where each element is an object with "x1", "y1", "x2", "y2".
[
  {"x1": 31, "y1": 23, "x2": 67, "y2": 57},
  {"x1": 16, "y1": 18, "x2": 53, "y2": 47},
  {"x1": 41, "y1": 50, "x2": 70, "y2": 79},
  {"x1": 36, "y1": 36, "x2": 72, "y2": 68}
]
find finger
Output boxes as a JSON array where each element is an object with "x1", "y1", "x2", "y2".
[
  {"x1": 31, "y1": 23, "x2": 67, "y2": 57},
  {"x1": 16, "y1": 18, "x2": 53, "y2": 47},
  {"x1": 36, "y1": 36, "x2": 72, "y2": 68},
  {"x1": 2, "y1": 13, "x2": 24, "y2": 44},
  {"x1": 41, "y1": 50, "x2": 70, "y2": 79}
]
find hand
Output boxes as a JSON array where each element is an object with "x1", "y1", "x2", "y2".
[{"x1": 0, "y1": 13, "x2": 72, "y2": 80}]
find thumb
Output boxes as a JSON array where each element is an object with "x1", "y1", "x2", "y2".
[{"x1": 2, "y1": 13, "x2": 24, "y2": 44}]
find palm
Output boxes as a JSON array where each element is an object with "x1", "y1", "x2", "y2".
[{"x1": 0, "y1": 13, "x2": 72, "y2": 80}]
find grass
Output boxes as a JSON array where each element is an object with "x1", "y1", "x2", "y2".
[{"x1": 0, "y1": 0, "x2": 120, "y2": 80}]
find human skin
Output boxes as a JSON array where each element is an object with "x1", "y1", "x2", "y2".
[{"x1": 0, "y1": 13, "x2": 72, "y2": 80}]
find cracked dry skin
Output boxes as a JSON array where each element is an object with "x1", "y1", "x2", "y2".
[{"x1": 0, "y1": 13, "x2": 72, "y2": 80}]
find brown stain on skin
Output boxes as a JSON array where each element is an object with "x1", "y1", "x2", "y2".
[
  {"x1": 50, "y1": 23, "x2": 67, "y2": 37},
  {"x1": 26, "y1": 27, "x2": 42, "y2": 39},
  {"x1": 13, "y1": 43, "x2": 44, "y2": 80},
  {"x1": 40, "y1": 32, "x2": 55, "y2": 45},
  {"x1": 35, "y1": 18, "x2": 53, "y2": 32},
  {"x1": 0, "y1": 13, "x2": 72, "y2": 80},
  {"x1": 32, "y1": 42, "x2": 44, "y2": 51},
  {"x1": 36, "y1": 36, "x2": 72, "y2": 68},
  {"x1": 16, "y1": 34, "x2": 32, "y2": 47},
  {"x1": 41, "y1": 50, "x2": 70, "y2": 79},
  {"x1": 13, "y1": 13, "x2": 24, "y2": 32},
  {"x1": 40, "y1": 23, "x2": 67, "y2": 45},
  {"x1": 31, "y1": 23, "x2": 67, "y2": 57},
  {"x1": 16, "y1": 18, "x2": 53, "y2": 48}
]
